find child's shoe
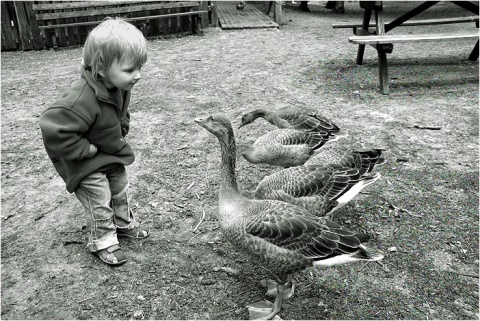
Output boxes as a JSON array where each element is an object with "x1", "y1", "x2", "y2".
[
  {"x1": 96, "y1": 244, "x2": 127, "y2": 265},
  {"x1": 117, "y1": 221, "x2": 150, "y2": 239}
]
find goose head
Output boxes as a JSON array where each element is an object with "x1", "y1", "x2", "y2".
[
  {"x1": 194, "y1": 113, "x2": 234, "y2": 139},
  {"x1": 238, "y1": 109, "x2": 266, "y2": 129}
]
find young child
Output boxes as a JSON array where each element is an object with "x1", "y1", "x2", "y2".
[{"x1": 39, "y1": 18, "x2": 149, "y2": 266}]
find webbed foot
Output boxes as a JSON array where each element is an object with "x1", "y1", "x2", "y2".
[
  {"x1": 260, "y1": 278, "x2": 295, "y2": 299},
  {"x1": 246, "y1": 301, "x2": 281, "y2": 320}
]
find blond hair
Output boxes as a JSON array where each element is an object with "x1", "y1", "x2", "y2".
[{"x1": 82, "y1": 17, "x2": 147, "y2": 79}]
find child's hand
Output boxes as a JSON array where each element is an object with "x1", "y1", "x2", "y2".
[
  {"x1": 86, "y1": 144, "x2": 98, "y2": 158},
  {"x1": 121, "y1": 120, "x2": 129, "y2": 137}
]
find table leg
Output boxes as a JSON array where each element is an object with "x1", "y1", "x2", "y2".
[
  {"x1": 468, "y1": 40, "x2": 479, "y2": 61},
  {"x1": 378, "y1": 46, "x2": 389, "y2": 94},
  {"x1": 357, "y1": 6, "x2": 373, "y2": 65}
]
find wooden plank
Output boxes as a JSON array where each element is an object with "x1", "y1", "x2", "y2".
[
  {"x1": 273, "y1": 1, "x2": 282, "y2": 25},
  {"x1": 375, "y1": 2, "x2": 385, "y2": 35},
  {"x1": 180, "y1": 6, "x2": 190, "y2": 33},
  {"x1": 210, "y1": 1, "x2": 218, "y2": 27},
  {"x1": 13, "y1": 2, "x2": 33, "y2": 50},
  {"x1": 216, "y1": 1, "x2": 278, "y2": 30},
  {"x1": 1, "y1": 2, "x2": 19, "y2": 50},
  {"x1": 333, "y1": 16, "x2": 480, "y2": 28},
  {"x1": 384, "y1": 1, "x2": 439, "y2": 32},
  {"x1": 33, "y1": 1, "x2": 199, "y2": 11},
  {"x1": 23, "y1": 1, "x2": 44, "y2": 49},
  {"x1": 38, "y1": 11, "x2": 207, "y2": 29},
  {"x1": 53, "y1": 5, "x2": 68, "y2": 48},
  {"x1": 199, "y1": 1, "x2": 208, "y2": 28},
  {"x1": 34, "y1": 2, "x2": 199, "y2": 20},
  {"x1": 162, "y1": 7, "x2": 170, "y2": 35},
  {"x1": 349, "y1": 32, "x2": 479, "y2": 45},
  {"x1": 171, "y1": 6, "x2": 180, "y2": 34}
]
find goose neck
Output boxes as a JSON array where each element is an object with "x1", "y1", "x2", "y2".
[
  {"x1": 264, "y1": 112, "x2": 288, "y2": 128},
  {"x1": 218, "y1": 132, "x2": 239, "y2": 195}
]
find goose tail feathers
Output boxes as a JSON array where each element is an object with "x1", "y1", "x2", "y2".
[
  {"x1": 312, "y1": 245, "x2": 384, "y2": 267},
  {"x1": 335, "y1": 172, "x2": 381, "y2": 206}
]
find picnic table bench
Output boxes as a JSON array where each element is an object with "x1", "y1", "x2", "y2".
[
  {"x1": 33, "y1": 1, "x2": 208, "y2": 48},
  {"x1": 333, "y1": 1, "x2": 479, "y2": 94}
]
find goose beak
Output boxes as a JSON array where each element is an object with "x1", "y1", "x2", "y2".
[{"x1": 194, "y1": 116, "x2": 207, "y2": 126}]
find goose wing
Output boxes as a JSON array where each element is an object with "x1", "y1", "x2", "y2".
[
  {"x1": 338, "y1": 149, "x2": 386, "y2": 174},
  {"x1": 255, "y1": 129, "x2": 332, "y2": 150},
  {"x1": 244, "y1": 200, "x2": 363, "y2": 259},
  {"x1": 277, "y1": 106, "x2": 340, "y2": 133},
  {"x1": 305, "y1": 149, "x2": 386, "y2": 174},
  {"x1": 256, "y1": 164, "x2": 362, "y2": 201}
]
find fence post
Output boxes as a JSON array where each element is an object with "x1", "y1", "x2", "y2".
[
  {"x1": 1, "y1": 2, "x2": 19, "y2": 50},
  {"x1": 273, "y1": 1, "x2": 282, "y2": 25},
  {"x1": 209, "y1": 1, "x2": 217, "y2": 27},
  {"x1": 23, "y1": 1, "x2": 43, "y2": 49},
  {"x1": 13, "y1": 1, "x2": 33, "y2": 50}
]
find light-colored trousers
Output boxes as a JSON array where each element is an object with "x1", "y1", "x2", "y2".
[{"x1": 74, "y1": 163, "x2": 135, "y2": 252}]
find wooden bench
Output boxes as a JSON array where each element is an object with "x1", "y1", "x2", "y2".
[
  {"x1": 33, "y1": 1, "x2": 208, "y2": 48},
  {"x1": 333, "y1": 16, "x2": 479, "y2": 30},
  {"x1": 332, "y1": 1, "x2": 479, "y2": 94},
  {"x1": 348, "y1": 32, "x2": 479, "y2": 45},
  {"x1": 347, "y1": 31, "x2": 479, "y2": 94}
]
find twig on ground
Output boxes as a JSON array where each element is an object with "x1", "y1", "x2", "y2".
[
  {"x1": 192, "y1": 210, "x2": 206, "y2": 232},
  {"x1": 186, "y1": 182, "x2": 195, "y2": 190},
  {"x1": 171, "y1": 297, "x2": 181, "y2": 308},
  {"x1": 189, "y1": 232, "x2": 200, "y2": 243},
  {"x1": 388, "y1": 201, "x2": 422, "y2": 217},
  {"x1": 408, "y1": 125, "x2": 442, "y2": 130},
  {"x1": 106, "y1": 295, "x2": 117, "y2": 300},
  {"x1": 77, "y1": 296, "x2": 94, "y2": 303},
  {"x1": 376, "y1": 261, "x2": 390, "y2": 273},
  {"x1": 405, "y1": 212, "x2": 424, "y2": 218},
  {"x1": 172, "y1": 283, "x2": 197, "y2": 297},
  {"x1": 358, "y1": 262, "x2": 370, "y2": 272},
  {"x1": 3, "y1": 201, "x2": 26, "y2": 221},
  {"x1": 447, "y1": 270, "x2": 479, "y2": 279},
  {"x1": 385, "y1": 177, "x2": 393, "y2": 186}
]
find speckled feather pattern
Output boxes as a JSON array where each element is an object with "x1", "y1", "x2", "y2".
[
  {"x1": 253, "y1": 163, "x2": 380, "y2": 215},
  {"x1": 255, "y1": 165, "x2": 362, "y2": 200},
  {"x1": 220, "y1": 198, "x2": 365, "y2": 276},
  {"x1": 274, "y1": 106, "x2": 340, "y2": 133},
  {"x1": 305, "y1": 149, "x2": 386, "y2": 174},
  {"x1": 240, "y1": 106, "x2": 341, "y2": 134},
  {"x1": 243, "y1": 129, "x2": 337, "y2": 167}
]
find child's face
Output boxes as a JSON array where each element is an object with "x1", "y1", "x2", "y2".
[{"x1": 102, "y1": 57, "x2": 142, "y2": 91}]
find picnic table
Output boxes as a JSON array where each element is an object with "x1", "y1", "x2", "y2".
[{"x1": 333, "y1": 1, "x2": 479, "y2": 94}]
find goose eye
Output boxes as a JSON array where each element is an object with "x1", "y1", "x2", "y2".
[{"x1": 210, "y1": 116, "x2": 215, "y2": 121}]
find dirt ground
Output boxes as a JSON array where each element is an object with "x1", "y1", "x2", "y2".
[{"x1": 1, "y1": 1, "x2": 479, "y2": 320}]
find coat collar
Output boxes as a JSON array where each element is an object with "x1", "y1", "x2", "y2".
[{"x1": 81, "y1": 67, "x2": 125, "y2": 108}]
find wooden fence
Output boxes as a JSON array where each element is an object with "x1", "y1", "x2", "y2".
[{"x1": 1, "y1": 1, "x2": 211, "y2": 51}]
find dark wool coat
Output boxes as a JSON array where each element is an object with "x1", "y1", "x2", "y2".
[{"x1": 39, "y1": 68, "x2": 135, "y2": 193}]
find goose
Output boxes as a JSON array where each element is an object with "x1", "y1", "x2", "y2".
[
  {"x1": 238, "y1": 105, "x2": 340, "y2": 134},
  {"x1": 242, "y1": 128, "x2": 338, "y2": 167},
  {"x1": 194, "y1": 113, "x2": 384, "y2": 320},
  {"x1": 254, "y1": 163, "x2": 381, "y2": 219}
]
